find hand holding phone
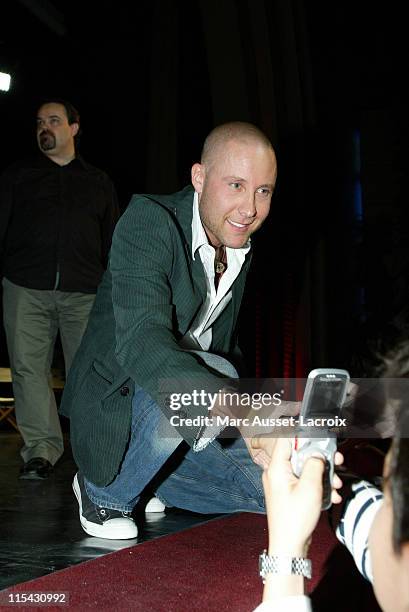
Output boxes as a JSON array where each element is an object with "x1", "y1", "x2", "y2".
[
  {"x1": 291, "y1": 436, "x2": 337, "y2": 509},
  {"x1": 290, "y1": 368, "x2": 350, "y2": 510}
]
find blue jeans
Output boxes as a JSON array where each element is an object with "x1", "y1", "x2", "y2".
[{"x1": 85, "y1": 354, "x2": 265, "y2": 515}]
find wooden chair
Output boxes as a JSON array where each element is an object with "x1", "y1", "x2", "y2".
[{"x1": 0, "y1": 368, "x2": 18, "y2": 430}]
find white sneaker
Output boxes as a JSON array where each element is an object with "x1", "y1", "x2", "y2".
[
  {"x1": 73, "y1": 473, "x2": 138, "y2": 540},
  {"x1": 145, "y1": 496, "x2": 166, "y2": 513}
]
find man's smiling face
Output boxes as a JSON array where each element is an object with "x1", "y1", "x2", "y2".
[{"x1": 191, "y1": 138, "x2": 277, "y2": 248}]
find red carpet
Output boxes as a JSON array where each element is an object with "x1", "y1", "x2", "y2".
[{"x1": 0, "y1": 511, "x2": 380, "y2": 612}]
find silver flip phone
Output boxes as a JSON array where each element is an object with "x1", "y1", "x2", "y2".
[{"x1": 291, "y1": 368, "x2": 350, "y2": 510}]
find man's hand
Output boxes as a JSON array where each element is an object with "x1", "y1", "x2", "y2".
[
  {"x1": 241, "y1": 400, "x2": 301, "y2": 468},
  {"x1": 243, "y1": 436, "x2": 272, "y2": 469},
  {"x1": 259, "y1": 438, "x2": 344, "y2": 555}
]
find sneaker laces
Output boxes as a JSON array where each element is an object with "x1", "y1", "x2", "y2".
[{"x1": 97, "y1": 507, "x2": 132, "y2": 519}]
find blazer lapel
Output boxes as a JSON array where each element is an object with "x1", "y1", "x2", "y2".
[{"x1": 164, "y1": 186, "x2": 207, "y2": 301}]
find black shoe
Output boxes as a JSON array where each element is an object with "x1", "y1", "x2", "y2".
[
  {"x1": 72, "y1": 473, "x2": 138, "y2": 539},
  {"x1": 20, "y1": 457, "x2": 53, "y2": 480}
]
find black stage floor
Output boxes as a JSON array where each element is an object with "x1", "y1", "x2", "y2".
[{"x1": 0, "y1": 428, "x2": 219, "y2": 592}]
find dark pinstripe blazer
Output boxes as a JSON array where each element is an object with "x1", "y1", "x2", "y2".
[{"x1": 60, "y1": 186, "x2": 252, "y2": 486}]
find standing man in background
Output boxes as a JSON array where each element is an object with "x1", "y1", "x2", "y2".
[{"x1": 0, "y1": 98, "x2": 120, "y2": 479}]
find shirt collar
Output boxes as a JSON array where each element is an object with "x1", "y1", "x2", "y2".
[
  {"x1": 192, "y1": 192, "x2": 210, "y2": 258},
  {"x1": 36, "y1": 152, "x2": 88, "y2": 170},
  {"x1": 191, "y1": 191, "x2": 251, "y2": 259},
  {"x1": 74, "y1": 154, "x2": 89, "y2": 169}
]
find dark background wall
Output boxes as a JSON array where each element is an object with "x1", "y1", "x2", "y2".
[{"x1": 0, "y1": 0, "x2": 408, "y2": 377}]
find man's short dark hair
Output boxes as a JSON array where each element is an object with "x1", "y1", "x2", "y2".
[
  {"x1": 36, "y1": 97, "x2": 82, "y2": 146},
  {"x1": 384, "y1": 342, "x2": 409, "y2": 553}
]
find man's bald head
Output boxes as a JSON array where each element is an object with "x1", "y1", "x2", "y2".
[{"x1": 201, "y1": 121, "x2": 274, "y2": 169}]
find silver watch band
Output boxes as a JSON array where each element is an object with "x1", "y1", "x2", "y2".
[{"x1": 259, "y1": 550, "x2": 312, "y2": 582}]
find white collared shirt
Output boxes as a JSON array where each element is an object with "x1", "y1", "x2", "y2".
[{"x1": 190, "y1": 192, "x2": 251, "y2": 350}]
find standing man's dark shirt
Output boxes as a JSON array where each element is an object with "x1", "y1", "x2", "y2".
[{"x1": 0, "y1": 154, "x2": 119, "y2": 292}]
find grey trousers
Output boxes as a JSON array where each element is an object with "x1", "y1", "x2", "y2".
[{"x1": 2, "y1": 278, "x2": 95, "y2": 464}]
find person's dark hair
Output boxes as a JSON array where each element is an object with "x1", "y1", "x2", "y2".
[
  {"x1": 389, "y1": 420, "x2": 409, "y2": 553},
  {"x1": 383, "y1": 342, "x2": 409, "y2": 553},
  {"x1": 36, "y1": 98, "x2": 82, "y2": 147}
]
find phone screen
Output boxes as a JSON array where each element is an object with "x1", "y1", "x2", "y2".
[{"x1": 301, "y1": 375, "x2": 348, "y2": 419}]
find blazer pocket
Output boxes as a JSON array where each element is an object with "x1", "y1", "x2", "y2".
[{"x1": 91, "y1": 359, "x2": 114, "y2": 385}]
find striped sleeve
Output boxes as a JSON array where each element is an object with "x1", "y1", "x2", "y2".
[{"x1": 336, "y1": 480, "x2": 384, "y2": 582}]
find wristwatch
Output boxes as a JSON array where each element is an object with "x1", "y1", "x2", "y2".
[{"x1": 259, "y1": 550, "x2": 312, "y2": 582}]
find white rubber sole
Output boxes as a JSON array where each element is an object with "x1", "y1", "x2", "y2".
[
  {"x1": 73, "y1": 473, "x2": 138, "y2": 540},
  {"x1": 145, "y1": 497, "x2": 166, "y2": 513}
]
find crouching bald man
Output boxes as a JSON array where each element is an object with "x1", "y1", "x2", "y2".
[{"x1": 60, "y1": 122, "x2": 279, "y2": 539}]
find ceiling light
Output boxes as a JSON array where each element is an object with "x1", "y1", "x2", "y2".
[{"x1": 0, "y1": 72, "x2": 11, "y2": 92}]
